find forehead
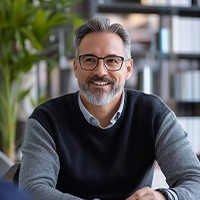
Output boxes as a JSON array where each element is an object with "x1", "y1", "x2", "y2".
[{"x1": 79, "y1": 32, "x2": 125, "y2": 56}]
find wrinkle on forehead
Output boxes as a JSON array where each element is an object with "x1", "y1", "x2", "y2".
[{"x1": 78, "y1": 32, "x2": 125, "y2": 57}]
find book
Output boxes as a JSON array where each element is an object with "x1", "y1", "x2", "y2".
[{"x1": 174, "y1": 70, "x2": 200, "y2": 102}]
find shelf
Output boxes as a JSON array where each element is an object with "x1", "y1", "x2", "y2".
[
  {"x1": 97, "y1": 2, "x2": 200, "y2": 17},
  {"x1": 160, "y1": 53, "x2": 200, "y2": 59},
  {"x1": 132, "y1": 52, "x2": 200, "y2": 60},
  {"x1": 176, "y1": 102, "x2": 200, "y2": 116}
]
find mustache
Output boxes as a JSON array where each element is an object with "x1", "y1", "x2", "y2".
[{"x1": 86, "y1": 75, "x2": 114, "y2": 84}]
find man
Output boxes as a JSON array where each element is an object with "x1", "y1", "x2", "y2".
[{"x1": 19, "y1": 18, "x2": 200, "y2": 200}]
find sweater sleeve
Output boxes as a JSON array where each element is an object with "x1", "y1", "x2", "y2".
[
  {"x1": 155, "y1": 111, "x2": 200, "y2": 200},
  {"x1": 19, "y1": 118, "x2": 84, "y2": 200}
]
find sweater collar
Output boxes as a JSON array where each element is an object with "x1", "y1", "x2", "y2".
[{"x1": 78, "y1": 90, "x2": 125, "y2": 129}]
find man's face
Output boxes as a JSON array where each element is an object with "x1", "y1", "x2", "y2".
[{"x1": 73, "y1": 32, "x2": 133, "y2": 105}]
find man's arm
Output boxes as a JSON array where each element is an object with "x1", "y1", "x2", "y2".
[
  {"x1": 155, "y1": 111, "x2": 200, "y2": 199},
  {"x1": 126, "y1": 111, "x2": 200, "y2": 200},
  {"x1": 19, "y1": 118, "x2": 83, "y2": 200}
]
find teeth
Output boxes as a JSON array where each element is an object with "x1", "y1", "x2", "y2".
[{"x1": 93, "y1": 81, "x2": 108, "y2": 86}]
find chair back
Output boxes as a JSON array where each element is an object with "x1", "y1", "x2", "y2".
[
  {"x1": 2, "y1": 163, "x2": 21, "y2": 186},
  {"x1": 0, "y1": 151, "x2": 14, "y2": 178}
]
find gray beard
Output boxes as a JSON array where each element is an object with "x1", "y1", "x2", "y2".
[{"x1": 79, "y1": 81, "x2": 124, "y2": 106}]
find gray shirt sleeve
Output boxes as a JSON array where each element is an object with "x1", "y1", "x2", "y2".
[
  {"x1": 155, "y1": 111, "x2": 200, "y2": 200},
  {"x1": 19, "y1": 118, "x2": 84, "y2": 200}
]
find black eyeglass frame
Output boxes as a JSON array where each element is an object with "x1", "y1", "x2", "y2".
[{"x1": 78, "y1": 54, "x2": 127, "y2": 71}]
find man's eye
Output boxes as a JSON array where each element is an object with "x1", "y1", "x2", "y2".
[
  {"x1": 84, "y1": 57, "x2": 96, "y2": 62},
  {"x1": 107, "y1": 59, "x2": 118, "y2": 64},
  {"x1": 86, "y1": 58, "x2": 94, "y2": 62}
]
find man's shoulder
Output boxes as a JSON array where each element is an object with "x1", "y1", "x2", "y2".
[
  {"x1": 46, "y1": 91, "x2": 78, "y2": 105},
  {"x1": 39, "y1": 91, "x2": 78, "y2": 109},
  {"x1": 125, "y1": 89, "x2": 170, "y2": 113},
  {"x1": 30, "y1": 91, "x2": 79, "y2": 118},
  {"x1": 125, "y1": 89, "x2": 162, "y2": 103}
]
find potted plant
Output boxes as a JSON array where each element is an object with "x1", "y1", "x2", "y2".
[{"x1": 0, "y1": 0, "x2": 82, "y2": 161}]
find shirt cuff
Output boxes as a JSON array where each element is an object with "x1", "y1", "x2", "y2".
[{"x1": 156, "y1": 188, "x2": 178, "y2": 200}]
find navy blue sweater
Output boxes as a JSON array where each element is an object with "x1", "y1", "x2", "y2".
[{"x1": 30, "y1": 90, "x2": 170, "y2": 199}]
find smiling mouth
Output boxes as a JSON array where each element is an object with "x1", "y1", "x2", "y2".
[
  {"x1": 88, "y1": 75, "x2": 114, "y2": 87},
  {"x1": 92, "y1": 81, "x2": 110, "y2": 86}
]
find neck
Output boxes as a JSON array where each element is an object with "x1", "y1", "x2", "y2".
[{"x1": 80, "y1": 91, "x2": 123, "y2": 127}]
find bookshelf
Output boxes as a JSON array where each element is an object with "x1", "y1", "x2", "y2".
[
  {"x1": 97, "y1": 2, "x2": 200, "y2": 17},
  {"x1": 79, "y1": 0, "x2": 200, "y2": 155}
]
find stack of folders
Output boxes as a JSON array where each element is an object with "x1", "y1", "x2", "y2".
[
  {"x1": 174, "y1": 70, "x2": 200, "y2": 102},
  {"x1": 160, "y1": 16, "x2": 200, "y2": 54},
  {"x1": 171, "y1": 16, "x2": 200, "y2": 54},
  {"x1": 141, "y1": 0, "x2": 192, "y2": 7}
]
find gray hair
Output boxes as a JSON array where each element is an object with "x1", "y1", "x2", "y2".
[{"x1": 74, "y1": 17, "x2": 131, "y2": 59}]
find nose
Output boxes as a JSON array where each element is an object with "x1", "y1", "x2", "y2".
[{"x1": 93, "y1": 59, "x2": 108, "y2": 76}]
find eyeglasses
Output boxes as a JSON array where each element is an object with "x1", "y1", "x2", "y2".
[{"x1": 78, "y1": 54, "x2": 126, "y2": 71}]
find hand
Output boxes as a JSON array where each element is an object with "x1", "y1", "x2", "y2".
[{"x1": 126, "y1": 187, "x2": 166, "y2": 200}]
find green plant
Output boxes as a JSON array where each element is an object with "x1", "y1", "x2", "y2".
[{"x1": 0, "y1": 0, "x2": 82, "y2": 160}]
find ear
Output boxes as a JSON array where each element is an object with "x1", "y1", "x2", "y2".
[
  {"x1": 125, "y1": 59, "x2": 133, "y2": 80},
  {"x1": 73, "y1": 59, "x2": 78, "y2": 78}
]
